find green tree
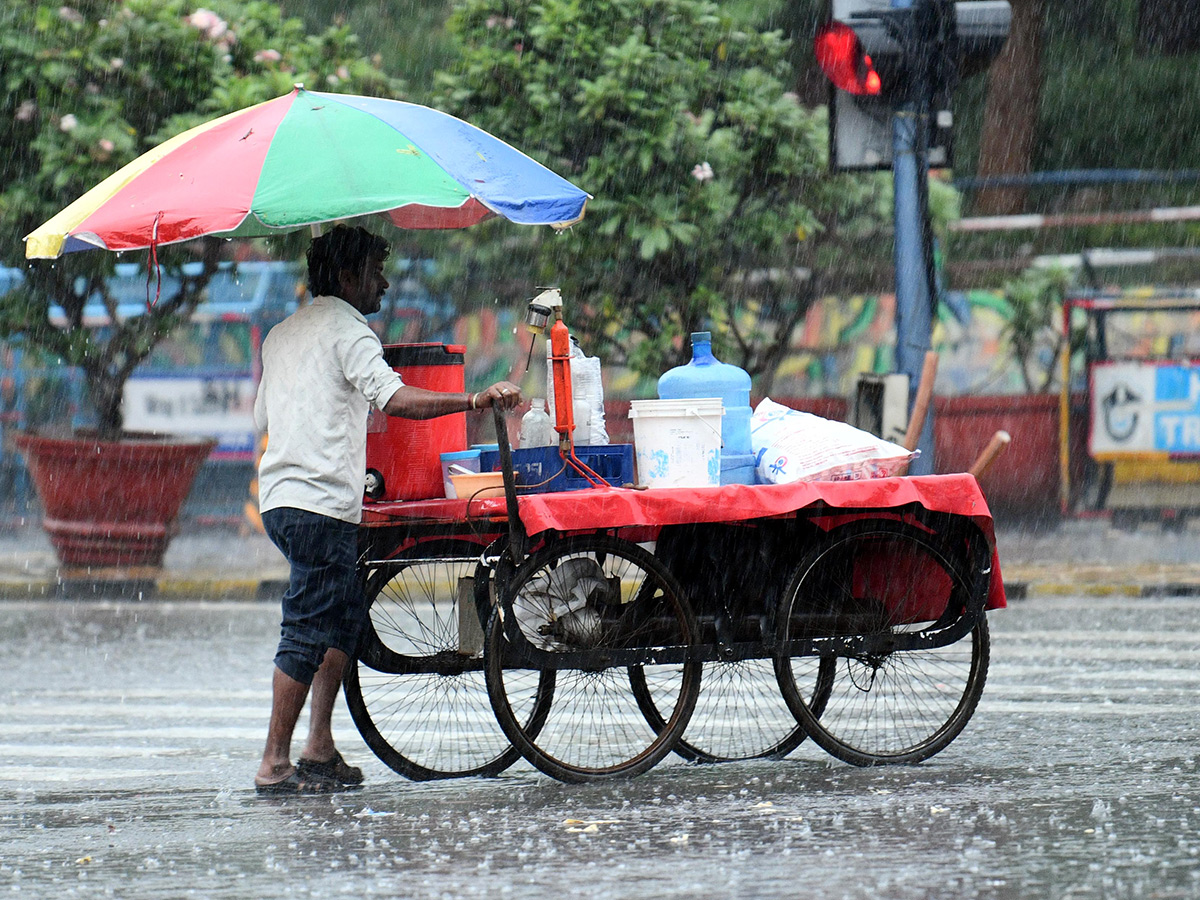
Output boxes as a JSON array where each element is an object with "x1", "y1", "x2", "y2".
[
  {"x1": 0, "y1": 0, "x2": 401, "y2": 439},
  {"x1": 1001, "y1": 263, "x2": 1072, "y2": 393},
  {"x1": 433, "y1": 0, "x2": 903, "y2": 391},
  {"x1": 275, "y1": 0, "x2": 457, "y2": 91}
]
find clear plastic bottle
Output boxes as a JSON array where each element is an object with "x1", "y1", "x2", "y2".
[{"x1": 518, "y1": 398, "x2": 556, "y2": 448}]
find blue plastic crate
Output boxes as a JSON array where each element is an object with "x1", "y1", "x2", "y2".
[{"x1": 479, "y1": 444, "x2": 635, "y2": 493}]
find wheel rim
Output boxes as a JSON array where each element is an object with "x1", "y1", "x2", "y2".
[
  {"x1": 486, "y1": 536, "x2": 700, "y2": 781},
  {"x1": 631, "y1": 659, "x2": 812, "y2": 763},
  {"x1": 346, "y1": 540, "x2": 545, "y2": 779},
  {"x1": 776, "y1": 521, "x2": 990, "y2": 765}
]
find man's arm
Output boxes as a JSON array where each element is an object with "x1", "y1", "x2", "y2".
[{"x1": 382, "y1": 381, "x2": 523, "y2": 419}]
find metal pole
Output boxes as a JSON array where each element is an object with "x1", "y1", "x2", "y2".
[{"x1": 891, "y1": 0, "x2": 935, "y2": 474}]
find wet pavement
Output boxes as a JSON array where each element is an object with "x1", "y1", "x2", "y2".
[{"x1": 3, "y1": 595, "x2": 1199, "y2": 898}]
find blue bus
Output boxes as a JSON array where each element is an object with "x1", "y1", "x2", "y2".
[{"x1": 2, "y1": 258, "x2": 455, "y2": 522}]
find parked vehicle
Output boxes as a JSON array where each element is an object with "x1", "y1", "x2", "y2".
[
  {"x1": 1061, "y1": 288, "x2": 1200, "y2": 526},
  {"x1": 2, "y1": 258, "x2": 454, "y2": 523}
]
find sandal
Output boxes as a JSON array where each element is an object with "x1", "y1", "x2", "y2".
[
  {"x1": 297, "y1": 750, "x2": 364, "y2": 786},
  {"x1": 255, "y1": 767, "x2": 346, "y2": 796}
]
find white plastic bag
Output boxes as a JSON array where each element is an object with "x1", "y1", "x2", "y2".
[
  {"x1": 750, "y1": 397, "x2": 916, "y2": 484},
  {"x1": 515, "y1": 556, "x2": 611, "y2": 649},
  {"x1": 546, "y1": 336, "x2": 608, "y2": 445}
]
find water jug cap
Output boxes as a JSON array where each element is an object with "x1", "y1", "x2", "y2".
[{"x1": 690, "y1": 331, "x2": 714, "y2": 364}]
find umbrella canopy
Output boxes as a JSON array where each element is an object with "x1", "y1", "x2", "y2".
[{"x1": 25, "y1": 87, "x2": 589, "y2": 259}]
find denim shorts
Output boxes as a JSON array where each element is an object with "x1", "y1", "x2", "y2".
[{"x1": 262, "y1": 507, "x2": 367, "y2": 685}]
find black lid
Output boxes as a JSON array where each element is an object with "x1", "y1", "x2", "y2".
[{"x1": 382, "y1": 343, "x2": 466, "y2": 367}]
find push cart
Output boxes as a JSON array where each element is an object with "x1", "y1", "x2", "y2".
[{"x1": 345, "y1": 407, "x2": 1006, "y2": 783}]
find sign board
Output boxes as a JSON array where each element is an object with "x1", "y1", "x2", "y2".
[
  {"x1": 123, "y1": 375, "x2": 257, "y2": 459},
  {"x1": 1090, "y1": 361, "x2": 1200, "y2": 455}
]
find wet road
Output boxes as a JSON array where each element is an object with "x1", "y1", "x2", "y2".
[{"x1": 2, "y1": 596, "x2": 1199, "y2": 899}]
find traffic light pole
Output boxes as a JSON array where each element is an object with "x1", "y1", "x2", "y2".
[
  {"x1": 817, "y1": 1, "x2": 1010, "y2": 473},
  {"x1": 891, "y1": 0, "x2": 935, "y2": 475}
]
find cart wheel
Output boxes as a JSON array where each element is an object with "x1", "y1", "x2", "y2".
[
  {"x1": 773, "y1": 519, "x2": 990, "y2": 767},
  {"x1": 485, "y1": 535, "x2": 701, "y2": 782},
  {"x1": 628, "y1": 657, "x2": 833, "y2": 763},
  {"x1": 345, "y1": 539, "x2": 552, "y2": 780}
]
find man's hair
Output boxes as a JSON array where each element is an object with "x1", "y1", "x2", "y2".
[{"x1": 305, "y1": 225, "x2": 390, "y2": 298}]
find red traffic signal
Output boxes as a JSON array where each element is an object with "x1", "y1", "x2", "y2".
[{"x1": 814, "y1": 21, "x2": 883, "y2": 96}]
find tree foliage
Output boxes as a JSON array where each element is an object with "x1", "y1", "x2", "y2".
[
  {"x1": 433, "y1": 0, "x2": 910, "y2": 390},
  {"x1": 1001, "y1": 263, "x2": 1071, "y2": 393},
  {"x1": 0, "y1": 0, "x2": 401, "y2": 438}
]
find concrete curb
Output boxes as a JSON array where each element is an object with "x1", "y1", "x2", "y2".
[
  {"x1": 0, "y1": 575, "x2": 287, "y2": 601},
  {"x1": 1000, "y1": 562, "x2": 1200, "y2": 600}
]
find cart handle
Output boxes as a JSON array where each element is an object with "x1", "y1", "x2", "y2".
[{"x1": 493, "y1": 403, "x2": 527, "y2": 564}]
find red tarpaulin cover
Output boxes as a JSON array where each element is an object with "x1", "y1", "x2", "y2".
[{"x1": 363, "y1": 473, "x2": 1006, "y2": 609}]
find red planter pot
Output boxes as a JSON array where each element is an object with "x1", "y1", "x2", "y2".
[{"x1": 14, "y1": 430, "x2": 217, "y2": 568}]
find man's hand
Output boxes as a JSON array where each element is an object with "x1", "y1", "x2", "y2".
[{"x1": 474, "y1": 381, "x2": 523, "y2": 411}]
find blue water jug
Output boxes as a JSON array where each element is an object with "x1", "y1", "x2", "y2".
[{"x1": 657, "y1": 332, "x2": 755, "y2": 483}]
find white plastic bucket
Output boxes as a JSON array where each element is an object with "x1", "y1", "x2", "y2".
[{"x1": 628, "y1": 398, "x2": 724, "y2": 488}]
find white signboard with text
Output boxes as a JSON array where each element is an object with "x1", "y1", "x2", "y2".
[
  {"x1": 123, "y1": 375, "x2": 257, "y2": 458},
  {"x1": 1090, "y1": 361, "x2": 1200, "y2": 456}
]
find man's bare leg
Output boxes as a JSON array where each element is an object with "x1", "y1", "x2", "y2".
[
  {"x1": 255, "y1": 666, "x2": 311, "y2": 785},
  {"x1": 300, "y1": 647, "x2": 349, "y2": 763}
]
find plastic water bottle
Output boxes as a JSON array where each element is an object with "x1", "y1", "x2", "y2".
[
  {"x1": 518, "y1": 398, "x2": 556, "y2": 448},
  {"x1": 657, "y1": 331, "x2": 755, "y2": 483}
]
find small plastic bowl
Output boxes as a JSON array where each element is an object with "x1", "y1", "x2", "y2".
[{"x1": 450, "y1": 471, "x2": 506, "y2": 500}]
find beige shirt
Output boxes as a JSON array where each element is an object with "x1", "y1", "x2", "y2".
[{"x1": 254, "y1": 295, "x2": 404, "y2": 523}]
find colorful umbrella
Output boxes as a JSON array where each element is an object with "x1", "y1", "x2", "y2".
[{"x1": 25, "y1": 86, "x2": 589, "y2": 259}]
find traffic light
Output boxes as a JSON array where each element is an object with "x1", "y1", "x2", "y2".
[{"x1": 815, "y1": 0, "x2": 1011, "y2": 171}]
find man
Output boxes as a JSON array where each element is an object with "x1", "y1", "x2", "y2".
[{"x1": 252, "y1": 225, "x2": 522, "y2": 794}]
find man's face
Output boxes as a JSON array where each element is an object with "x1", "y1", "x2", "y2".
[{"x1": 340, "y1": 254, "x2": 389, "y2": 315}]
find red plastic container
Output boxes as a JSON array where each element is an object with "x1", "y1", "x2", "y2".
[{"x1": 365, "y1": 343, "x2": 467, "y2": 501}]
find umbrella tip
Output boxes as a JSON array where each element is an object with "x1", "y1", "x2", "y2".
[{"x1": 293, "y1": 83, "x2": 305, "y2": 91}]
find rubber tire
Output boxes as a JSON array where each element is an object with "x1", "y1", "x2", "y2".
[
  {"x1": 485, "y1": 534, "x2": 701, "y2": 782},
  {"x1": 774, "y1": 519, "x2": 990, "y2": 766},
  {"x1": 344, "y1": 539, "x2": 551, "y2": 780},
  {"x1": 629, "y1": 658, "x2": 832, "y2": 763}
]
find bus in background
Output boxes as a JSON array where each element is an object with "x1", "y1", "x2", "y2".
[
  {"x1": 108, "y1": 260, "x2": 304, "y2": 463},
  {"x1": 3, "y1": 258, "x2": 455, "y2": 524}
]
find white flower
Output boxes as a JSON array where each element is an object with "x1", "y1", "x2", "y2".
[
  {"x1": 254, "y1": 48, "x2": 282, "y2": 63},
  {"x1": 59, "y1": 114, "x2": 78, "y2": 133},
  {"x1": 98, "y1": 138, "x2": 114, "y2": 153},
  {"x1": 59, "y1": 6, "x2": 84, "y2": 24},
  {"x1": 691, "y1": 161, "x2": 714, "y2": 183},
  {"x1": 15, "y1": 100, "x2": 37, "y2": 122},
  {"x1": 110, "y1": 57, "x2": 124, "y2": 70},
  {"x1": 187, "y1": 9, "x2": 228, "y2": 41}
]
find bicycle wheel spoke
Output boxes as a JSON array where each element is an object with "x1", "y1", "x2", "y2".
[
  {"x1": 346, "y1": 540, "x2": 550, "y2": 780},
  {"x1": 775, "y1": 519, "x2": 990, "y2": 766},
  {"x1": 486, "y1": 536, "x2": 700, "y2": 782}
]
